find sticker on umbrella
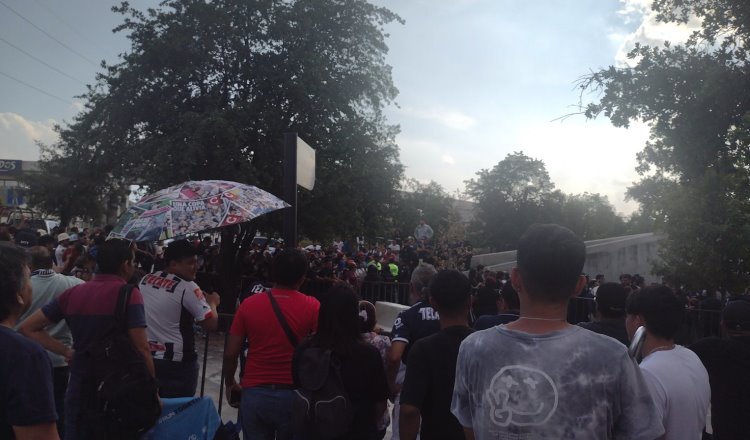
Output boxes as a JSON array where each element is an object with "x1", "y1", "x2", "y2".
[{"x1": 108, "y1": 180, "x2": 290, "y2": 242}]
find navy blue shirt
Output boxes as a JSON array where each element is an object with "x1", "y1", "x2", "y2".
[
  {"x1": 0, "y1": 326, "x2": 57, "y2": 438},
  {"x1": 391, "y1": 300, "x2": 441, "y2": 364}
]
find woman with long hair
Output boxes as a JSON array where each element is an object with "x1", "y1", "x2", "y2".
[{"x1": 292, "y1": 283, "x2": 389, "y2": 440}]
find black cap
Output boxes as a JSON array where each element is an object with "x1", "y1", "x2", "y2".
[
  {"x1": 164, "y1": 239, "x2": 197, "y2": 263},
  {"x1": 595, "y1": 282, "x2": 629, "y2": 317},
  {"x1": 723, "y1": 299, "x2": 750, "y2": 331}
]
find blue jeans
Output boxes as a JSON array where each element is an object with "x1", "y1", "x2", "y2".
[{"x1": 240, "y1": 387, "x2": 294, "y2": 440}]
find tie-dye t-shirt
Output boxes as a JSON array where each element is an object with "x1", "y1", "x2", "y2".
[{"x1": 451, "y1": 325, "x2": 664, "y2": 440}]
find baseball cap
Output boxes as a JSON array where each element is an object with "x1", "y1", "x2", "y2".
[
  {"x1": 722, "y1": 299, "x2": 750, "y2": 331},
  {"x1": 595, "y1": 282, "x2": 629, "y2": 317},
  {"x1": 57, "y1": 233, "x2": 70, "y2": 242},
  {"x1": 164, "y1": 239, "x2": 198, "y2": 263}
]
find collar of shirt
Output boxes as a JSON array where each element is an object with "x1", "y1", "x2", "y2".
[{"x1": 31, "y1": 269, "x2": 56, "y2": 277}]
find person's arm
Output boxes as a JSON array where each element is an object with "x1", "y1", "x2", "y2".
[
  {"x1": 463, "y1": 428, "x2": 475, "y2": 440},
  {"x1": 386, "y1": 341, "x2": 406, "y2": 396},
  {"x1": 19, "y1": 310, "x2": 73, "y2": 362},
  {"x1": 128, "y1": 327, "x2": 155, "y2": 377},
  {"x1": 223, "y1": 333, "x2": 244, "y2": 408},
  {"x1": 196, "y1": 291, "x2": 221, "y2": 332},
  {"x1": 399, "y1": 404, "x2": 421, "y2": 440},
  {"x1": 13, "y1": 423, "x2": 59, "y2": 440}
]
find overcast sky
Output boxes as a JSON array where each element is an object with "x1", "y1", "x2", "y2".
[{"x1": 0, "y1": 0, "x2": 695, "y2": 214}]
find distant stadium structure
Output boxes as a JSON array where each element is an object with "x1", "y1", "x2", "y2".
[{"x1": 471, "y1": 233, "x2": 663, "y2": 284}]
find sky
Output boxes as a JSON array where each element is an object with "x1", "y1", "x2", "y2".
[{"x1": 0, "y1": 0, "x2": 697, "y2": 215}]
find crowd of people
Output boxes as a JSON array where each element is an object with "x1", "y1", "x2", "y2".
[{"x1": 2, "y1": 221, "x2": 750, "y2": 440}]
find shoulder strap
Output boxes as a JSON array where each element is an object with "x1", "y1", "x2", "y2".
[
  {"x1": 116, "y1": 284, "x2": 134, "y2": 330},
  {"x1": 266, "y1": 290, "x2": 299, "y2": 348}
]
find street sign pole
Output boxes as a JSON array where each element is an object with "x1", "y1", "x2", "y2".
[{"x1": 282, "y1": 132, "x2": 298, "y2": 248}]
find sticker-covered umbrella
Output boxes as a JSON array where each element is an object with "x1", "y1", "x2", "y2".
[{"x1": 109, "y1": 180, "x2": 290, "y2": 242}]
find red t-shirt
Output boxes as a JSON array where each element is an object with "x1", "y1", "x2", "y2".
[{"x1": 230, "y1": 288, "x2": 319, "y2": 387}]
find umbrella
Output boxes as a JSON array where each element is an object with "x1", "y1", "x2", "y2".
[{"x1": 109, "y1": 180, "x2": 290, "y2": 242}]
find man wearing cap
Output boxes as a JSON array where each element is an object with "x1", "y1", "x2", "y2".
[
  {"x1": 13, "y1": 219, "x2": 38, "y2": 248},
  {"x1": 54, "y1": 233, "x2": 70, "y2": 267},
  {"x1": 691, "y1": 298, "x2": 750, "y2": 439},
  {"x1": 138, "y1": 239, "x2": 220, "y2": 397},
  {"x1": 578, "y1": 282, "x2": 629, "y2": 345}
]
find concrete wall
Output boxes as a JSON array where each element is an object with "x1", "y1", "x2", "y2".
[{"x1": 472, "y1": 233, "x2": 664, "y2": 284}]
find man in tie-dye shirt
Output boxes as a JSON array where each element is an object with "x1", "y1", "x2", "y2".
[{"x1": 451, "y1": 224, "x2": 663, "y2": 440}]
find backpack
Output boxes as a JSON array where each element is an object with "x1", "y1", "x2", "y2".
[
  {"x1": 292, "y1": 347, "x2": 354, "y2": 439},
  {"x1": 80, "y1": 284, "x2": 161, "y2": 439}
]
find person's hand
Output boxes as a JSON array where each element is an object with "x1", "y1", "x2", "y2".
[
  {"x1": 388, "y1": 382, "x2": 402, "y2": 401},
  {"x1": 205, "y1": 291, "x2": 221, "y2": 307},
  {"x1": 63, "y1": 347, "x2": 74, "y2": 365},
  {"x1": 226, "y1": 383, "x2": 242, "y2": 408}
]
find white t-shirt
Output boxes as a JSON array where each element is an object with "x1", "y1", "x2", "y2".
[
  {"x1": 451, "y1": 325, "x2": 664, "y2": 440},
  {"x1": 639, "y1": 345, "x2": 711, "y2": 440},
  {"x1": 139, "y1": 271, "x2": 213, "y2": 362}
]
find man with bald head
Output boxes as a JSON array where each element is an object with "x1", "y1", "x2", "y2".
[{"x1": 16, "y1": 246, "x2": 83, "y2": 437}]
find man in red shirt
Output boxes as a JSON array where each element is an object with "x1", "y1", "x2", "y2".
[{"x1": 223, "y1": 249, "x2": 319, "y2": 440}]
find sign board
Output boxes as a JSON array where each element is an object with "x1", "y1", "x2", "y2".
[
  {"x1": 296, "y1": 137, "x2": 316, "y2": 190},
  {"x1": 0, "y1": 159, "x2": 22, "y2": 176}
]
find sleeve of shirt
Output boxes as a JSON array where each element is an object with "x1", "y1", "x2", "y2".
[
  {"x1": 6, "y1": 346, "x2": 57, "y2": 427},
  {"x1": 229, "y1": 300, "x2": 248, "y2": 337},
  {"x1": 391, "y1": 310, "x2": 411, "y2": 344},
  {"x1": 126, "y1": 286, "x2": 147, "y2": 329},
  {"x1": 450, "y1": 339, "x2": 473, "y2": 428},
  {"x1": 613, "y1": 355, "x2": 666, "y2": 440},
  {"x1": 41, "y1": 290, "x2": 68, "y2": 323},
  {"x1": 399, "y1": 339, "x2": 428, "y2": 409},
  {"x1": 182, "y1": 282, "x2": 213, "y2": 322}
]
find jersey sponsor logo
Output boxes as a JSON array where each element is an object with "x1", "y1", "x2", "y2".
[
  {"x1": 393, "y1": 317, "x2": 403, "y2": 329},
  {"x1": 418, "y1": 307, "x2": 440, "y2": 321},
  {"x1": 485, "y1": 365, "x2": 558, "y2": 427},
  {"x1": 194, "y1": 288, "x2": 206, "y2": 301},
  {"x1": 250, "y1": 284, "x2": 267, "y2": 294},
  {"x1": 149, "y1": 341, "x2": 167, "y2": 352},
  {"x1": 143, "y1": 273, "x2": 179, "y2": 292}
]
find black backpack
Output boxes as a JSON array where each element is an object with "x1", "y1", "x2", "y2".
[
  {"x1": 292, "y1": 347, "x2": 354, "y2": 439},
  {"x1": 80, "y1": 284, "x2": 161, "y2": 439}
]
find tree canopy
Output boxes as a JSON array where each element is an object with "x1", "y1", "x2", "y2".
[
  {"x1": 33, "y1": 0, "x2": 404, "y2": 242},
  {"x1": 582, "y1": 0, "x2": 750, "y2": 291},
  {"x1": 465, "y1": 151, "x2": 625, "y2": 251}
]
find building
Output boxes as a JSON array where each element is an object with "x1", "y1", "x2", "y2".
[{"x1": 0, "y1": 159, "x2": 38, "y2": 208}]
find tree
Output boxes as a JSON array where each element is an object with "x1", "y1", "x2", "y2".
[
  {"x1": 559, "y1": 192, "x2": 626, "y2": 240},
  {"x1": 23, "y1": 125, "x2": 126, "y2": 227},
  {"x1": 38, "y1": 0, "x2": 404, "y2": 307},
  {"x1": 581, "y1": 0, "x2": 750, "y2": 291},
  {"x1": 389, "y1": 178, "x2": 456, "y2": 241},
  {"x1": 465, "y1": 152, "x2": 563, "y2": 251}
]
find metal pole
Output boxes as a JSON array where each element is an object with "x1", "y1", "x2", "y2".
[
  {"x1": 282, "y1": 132, "x2": 298, "y2": 248},
  {"x1": 200, "y1": 331, "x2": 209, "y2": 397}
]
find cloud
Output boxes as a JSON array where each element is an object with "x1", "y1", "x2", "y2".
[
  {"x1": 441, "y1": 154, "x2": 456, "y2": 165},
  {"x1": 516, "y1": 119, "x2": 650, "y2": 215},
  {"x1": 0, "y1": 113, "x2": 59, "y2": 160},
  {"x1": 613, "y1": 0, "x2": 702, "y2": 65},
  {"x1": 398, "y1": 106, "x2": 477, "y2": 131}
]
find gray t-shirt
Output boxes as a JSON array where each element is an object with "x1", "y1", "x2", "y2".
[{"x1": 451, "y1": 325, "x2": 664, "y2": 440}]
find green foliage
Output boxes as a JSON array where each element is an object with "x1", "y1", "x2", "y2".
[
  {"x1": 23, "y1": 128, "x2": 125, "y2": 227},
  {"x1": 582, "y1": 0, "x2": 750, "y2": 291},
  {"x1": 465, "y1": 152, "x2": 625, "y2": 250},
  {"x1": 389, "y1": 178, "x2": 456, "y2": 241},
  {"x1": 32, "y1": 0, "x2": 403, "y2": 242}
]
